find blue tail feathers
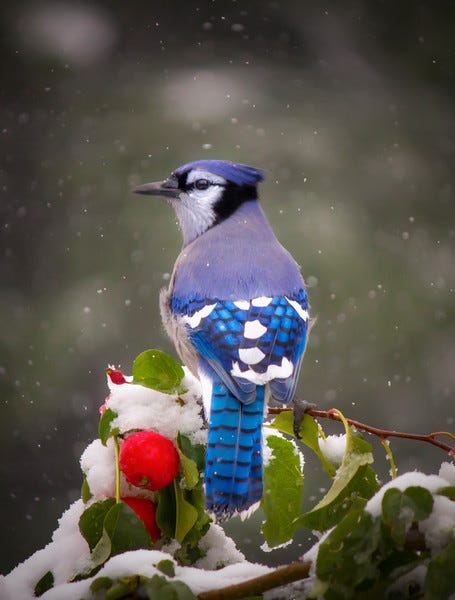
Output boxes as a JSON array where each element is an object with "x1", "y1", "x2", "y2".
[{"x1": 205, "y1": 377, "x2": 264, "y2": 517}]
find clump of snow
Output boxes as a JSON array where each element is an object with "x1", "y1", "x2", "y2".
[
  {"x1": 0, "y1": 500, "x2": 92, "y2": 599},
  {"x1": 260, "y1": 537, "x2": 293, "y2": 553},
  {"x1": 365, "y1": 470, "x2": 450, "y2": 517},
  {"x1": 420, "y1": 495, "x2": 455, "y2": 553},
  {"x1": 80, "y1": 438, "x2": 116, "y2": 498},
  {"x1": 319, "y1": 434, "x2": 346, "y2": 467},
  {"x1": 195, "y1": 523, "x2": 245, "y2": 569},
  {"x1": 438, "y1": 461, "x2": 455, "y2": 485},
  {"x1": 106, "y1": 367, "x2": 206, "y2": 445},
  {"x1": 1, "y1": 544, "x2": 269, "y2": 600}
]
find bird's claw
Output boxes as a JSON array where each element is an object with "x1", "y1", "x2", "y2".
[{"x1": 293, "y1": 398, "x2": 317, "y2": 438}]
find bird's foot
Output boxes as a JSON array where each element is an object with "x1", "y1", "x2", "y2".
[{"x1": 293, "y1": 398, "x2": 317, "y2": 438}]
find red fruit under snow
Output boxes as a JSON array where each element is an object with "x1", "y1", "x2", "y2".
[
  {"x1": 119, "y1": 430, "x2": 179, "y2": 491},
  {"x1": 122, "y1": 496, "x2": 161, "y2": 542},
  {"x1": 106, "y1": 368, "x2": 126, "y2": 384}
]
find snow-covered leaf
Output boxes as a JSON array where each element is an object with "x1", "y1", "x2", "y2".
[{"x1": 382, "y1": 486, "x2": 434, "y2": 546}]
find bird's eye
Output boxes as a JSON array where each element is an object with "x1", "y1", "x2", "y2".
[{"x1": 194, "y1": 179, "x2": 210, "y2": 190}]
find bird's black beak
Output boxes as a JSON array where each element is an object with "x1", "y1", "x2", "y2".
[{"x1": 132, "y1": 175, "x2": 180, "y2": 199}]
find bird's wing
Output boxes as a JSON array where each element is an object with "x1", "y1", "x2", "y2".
[{"x1": 176, "y1": 290, "x2": 309, "y2": 404}]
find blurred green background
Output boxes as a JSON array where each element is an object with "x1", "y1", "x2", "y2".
[{"x1": 1, "y1": 0, "x2": 454, "y2": 575}]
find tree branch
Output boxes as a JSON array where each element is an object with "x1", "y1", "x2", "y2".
[
  {"x1": 197, "y1": 560, "x2": 311, "y2": 600},
  {"x1": 268, "y1": 407, "x2": 455, "y2": 456}
]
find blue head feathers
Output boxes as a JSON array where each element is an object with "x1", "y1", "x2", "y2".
[{"x1": 174, "y1": 159, "x2": 265, "y2": 187}]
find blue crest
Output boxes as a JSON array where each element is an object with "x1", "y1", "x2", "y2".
[{"x1": 174, "y1": 159, "x2": 265, "y2": 187}]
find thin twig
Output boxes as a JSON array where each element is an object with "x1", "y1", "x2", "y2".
[
  {"x1": 268, "y1": 407, "x2": 455, "y2": 456},
  {"x1": 197, "y1": 560, "x2": 312, "y2": 600}
]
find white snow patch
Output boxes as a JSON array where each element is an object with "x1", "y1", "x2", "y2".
[
  {"x1": 80, "y1": 438, "x2": 116, "y2": 498},
  {"x1": 420, "y1": 494, "x2": 455, "y2": 554},
  {"x1": 1, "y1": 500, "x2": 91, "y2": 600},
  {"x1": 105, "y1": 367, "x2": 205, "y2": 445},
  {"x1": 438, "y1": 461, "x2": 455, "y2": 485},
  {"x1": 318, "y1": 434, "x2": 347, "y2": 468},
  {"x1": 195, "y1": 523, "x2": 245, "y2": 569}
]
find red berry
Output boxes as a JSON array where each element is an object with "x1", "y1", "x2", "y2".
[
  {"x1": 122, "y1": 496, "x2": 161, "y2": 542},
  {"x1": 106, "y1": 368, "x2": 126, "y2": 384},
  {"x1": 119, "y1": 430, "x2": 179, "y2": 491}
]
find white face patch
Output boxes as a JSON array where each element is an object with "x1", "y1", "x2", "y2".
[{"x1": 173, "y1": 168, "x2": 228, "y2": 245}]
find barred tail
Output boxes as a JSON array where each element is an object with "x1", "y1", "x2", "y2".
[{"x1": 205, "y1": 378, "x2": 264, "y2": 517}]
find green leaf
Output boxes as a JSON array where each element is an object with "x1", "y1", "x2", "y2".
[
  {"x1": 90, "y1": 576, "x2": 113, "y2": 592},
  {"x1": 81, "y1": 474, "x2": 93, "y2": 503},
  {"x1": 179, "y1": 486, "x2": 211, "y2": 546},
  {"x1": 177, "y1": 433, "x2": 205, "y2": 473},
  {"x1": 104, "y1": 501, "x2": 153, "y2": 555},
  {"x1": 300, "y1": 433, "x2": 378, "y2": 532},
  {"x1": 261, "y1": 434, "x2": 304, "y2": 548},
  {"x1": 316, "y1": 508, "x2": 381, "y2": 594},
  {"x1": 34, "y1": 571, "x2": 54, "y2": 597},
  {"x1": 156, "y1": 484, "x2": 177, "y2": 539},
  {"x1": 157, "y1": 559, "x2": 175, "y2": 577},
  {"x1": 268, "y1": 411, "x2": 335, "y2": 476},
  {"x1": 156, "y1": 468, "x2": 210, "y2": 551},
  {"x1": 132, "y1": 349, "x2": 185, "y2": 394},
  {"x1": 99, "y1": 408, "x2": 119, "y2": 446},
  {"x1": 437, "y1": 486, "x2": 455, "y2": 501},
  {"x1": 382, "y1": 486, "x2": 433, "y2": 546},
  {"x1": 173, "y1": 480, "x2": 199, "y2": 543},
  {"x1": 425, "y1": 539, "x2": 455, "y2": 600},
  {"x1": 79, "y1": 498, "x2": 116, "y2": 551},
  {"x1": 144, "y1": 574, "x2": 197, "y2": 600},
  {"x1": 90, "y1": 528, "x2": 113, "y2": 568},
  {"x1": 177, "y1": 436, "x2": 201, "y2": 490},
  {"x1": 105, "y1": 581, "x2": 133, "y2": 600}
]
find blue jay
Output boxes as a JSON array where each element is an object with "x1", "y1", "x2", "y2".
[{"x1": 134, "y1": 160, "x2": 309, "y2": 518}]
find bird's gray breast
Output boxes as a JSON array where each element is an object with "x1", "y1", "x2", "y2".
[{"x1": 159, "y1": 286, "x2": 199, "y2": 376}]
